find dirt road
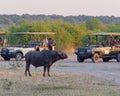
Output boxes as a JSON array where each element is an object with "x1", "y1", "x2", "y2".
[
  {"x1": 53, "y1": 53, "x2": 120, "y2": 85},
  {"x1": 0, "y1": 52, "x2": 120, "y2": 85}
]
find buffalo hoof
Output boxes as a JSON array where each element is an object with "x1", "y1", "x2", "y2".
[
  {"x1": 28, "y1": 73, "x2": 32, "y2": 77},
  {"x1": 48, "y1": 74, "x2": 51, "y2": 77},
  {"x1": 43, "y1": 73, "x2": 45, "y2": 77}
]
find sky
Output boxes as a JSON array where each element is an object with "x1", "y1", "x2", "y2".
[{"x1": 0, "y1": 0, "x2": 120, "y2": 17}]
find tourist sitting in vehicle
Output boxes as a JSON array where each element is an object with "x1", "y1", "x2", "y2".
[
  {"x1": 35, "y1": 39, "x2": 41, "y2": 46},
  {"x1": 41, "y1": 37, "x2": 48, "y2": 47},
  {"x1": 113, "y1": 36, "x2": 120, "y2": 45},
  {"x1": 48, "y1": 38, "x2": 56, "y2": 50},
  {"x1": 106, "y1": 37, "x2": 113, "y2": 46},
  {"x1": 29, "y1": 38, "x2": 35, "y2": 47}
]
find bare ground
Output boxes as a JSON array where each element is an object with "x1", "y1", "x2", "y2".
[{"x1": 0, "y1": 53, "x2": 120, "y2": 96}]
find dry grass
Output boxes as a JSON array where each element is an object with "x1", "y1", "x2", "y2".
[{"x1": 0, "y1": 66, "x2": 120, "y2": 96}]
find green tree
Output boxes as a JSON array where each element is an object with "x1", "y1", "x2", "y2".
[
  {"x1": 85, "y1": 18, "x2": 104, "y2": 31},
  {"x1": 106, "y1": 23, "x2": 120, "y2": 32},
  {"x1": 74, "y1": 23, "x2": 88, "y2": 47}
]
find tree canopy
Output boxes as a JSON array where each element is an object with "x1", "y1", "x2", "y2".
[{"x1": 0, "y1": 15, "x2": 120, "y2": 51}]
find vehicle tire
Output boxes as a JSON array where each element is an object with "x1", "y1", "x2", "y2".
[
  {"x1": 102, "y1": 58, "x2": 109, "y2": 62},
  {"x1": 4, "y1": 57, "x2": 10, "y2": 61},
  {"x1": 15, "y1": 53, "x2": 23, "y2": 61},
  {"x1": 91, "y1": 53, "x2": 99, "y2": 63},
  {"x1": 77, "y1": 56, "x2": 84, "y2": 62},
  {"x1": 116, "y1": 53, "x2": 120, "y2": 62}
]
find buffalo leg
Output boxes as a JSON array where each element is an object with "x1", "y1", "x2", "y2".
[
  {"x1": 47, "y1": 65, "x2": 51, "y2": 77},
  {"x1": 25, "y1": 64, "x2": 28, "y2": 76},
  {"x1": 47, "y1": 61, "x2": 53, "y2": 77},
  {"x1": 43, "y1": 66, "x2": 47, "y2": 77},
  {"x1": 25, "y1": 63, "x2": 31, "y2": 76}
]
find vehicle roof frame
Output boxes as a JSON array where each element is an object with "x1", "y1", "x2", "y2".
[{"x1": 88, "y1": 32, "x2": 120, "y2": 36}]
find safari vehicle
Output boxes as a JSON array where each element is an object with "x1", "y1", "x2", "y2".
[
  {"x1": 1, "y1": 45, "x2": 36, "y2": 61},
  {"x1": 0, "y1": 32, "x2": 55, "y2": 61},
  {"x1": 75, "y1": 32, "x2": 120, "y2": 63}
]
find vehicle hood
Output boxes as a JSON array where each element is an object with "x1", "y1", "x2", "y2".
[{"x1": 2, "y1": 47, "x2": 24, "y2": 50}]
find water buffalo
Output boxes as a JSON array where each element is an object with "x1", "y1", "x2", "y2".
[{"x1": 25, "y1": 50, "x2": 68, "y2": 77}]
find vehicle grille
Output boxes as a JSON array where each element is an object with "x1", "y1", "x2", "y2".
[
  {"x1": 1, "y1": 48, "x2": 8, "y2": 53},
  {"x1": 78, "y1": 48, "x2": 86, "y2": 54}
]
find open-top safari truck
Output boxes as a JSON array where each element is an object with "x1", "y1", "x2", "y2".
[
  {"x1": 75, "y1": 32, "x2": 120, "y2": 63},
  {"x1": 0, "y1": 32, "x2": 56, "y2": 61}
]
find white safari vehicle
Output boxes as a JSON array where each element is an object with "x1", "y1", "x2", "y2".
[
  {"x1": 0, "y1": 32, "x2": 55, "y2": 61},
  {"x1": 1, "y1": 45, "x2": 47, "y2": 61}
]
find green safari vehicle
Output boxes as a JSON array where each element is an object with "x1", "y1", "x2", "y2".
[{"x1": 75, "y1": 32, "x2": 120, "y2": 63}]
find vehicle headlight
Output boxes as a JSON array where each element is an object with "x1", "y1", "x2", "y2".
[
  {"x1": 9, "y1": 49, "x2": 14, "y2": 52},
  {"x1": 87, "y1": 49, "x2": 91, "y2": 52}
]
